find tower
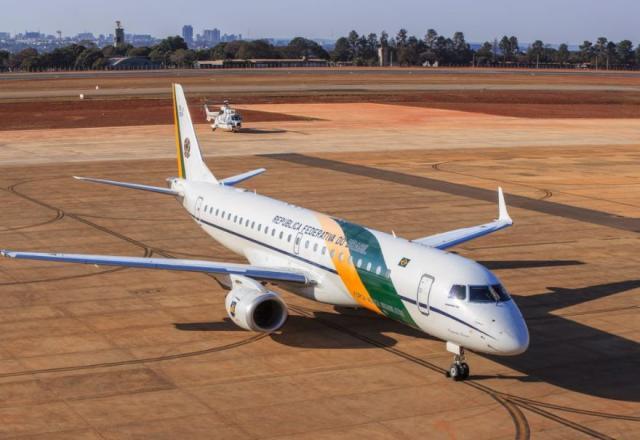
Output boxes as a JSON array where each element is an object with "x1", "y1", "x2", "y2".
[
  {"x1": 115, "y1": 20, "x2": 125, "y2": 48},
  {"x1": 182, "y1": 25, "x2": 193, "y2": 46}
]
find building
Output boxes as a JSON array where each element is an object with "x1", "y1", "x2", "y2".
[
  {"x1": 202, "y1": 28, "x2": 221, "y2": 45},
  {"x1": 196, "y1": 58, "x2": 329, "y2": 69},
  {"x1": 114, "y1": 21, "x2": 125, "y2": 48},
  {"x1": 106, "y1": 56, "x2": 158, "y2": 69},
  {"x1": 0, "y1": 32, "x2": 10, "y2": 40},
  {"x1": 182, "y1": 25, "x2": 193, "y2": 46}
]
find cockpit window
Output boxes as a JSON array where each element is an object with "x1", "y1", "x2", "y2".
[
  {"x1": 469, "y1": 286, "x2": 494, "y2": 302},
  {"x1": 448, "y1": 284, "x2": 466, "y2": 300},
  {"x1": 491, "y1": 284, "x2": 511, "y2": 301},
  {"x1": 469, "y1": 284, "x2": 511, "y2": 302}
]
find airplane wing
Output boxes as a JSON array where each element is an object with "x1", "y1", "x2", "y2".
[
  {"x1": 413, "y1": 187, "x2": 513, "y2": 250},
  {"x1": 0, "y1": 250, "x2": 315, "y2": 286}
]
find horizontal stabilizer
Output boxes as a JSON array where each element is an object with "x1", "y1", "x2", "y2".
[
  {"x1": 221, "y1": 168, "x2": 266, "y2": 186},
  {"x1": 74, "y1": 176, "x2": 180, "y2": 196}
]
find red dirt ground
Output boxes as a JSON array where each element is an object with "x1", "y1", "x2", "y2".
[{"x1": 1, "y1": 90, "x2": 639, "y2": 131}]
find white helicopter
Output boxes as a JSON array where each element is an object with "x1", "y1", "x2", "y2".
[{"x1": 204, "y1": 100, "x2": 243, "y2": 132}]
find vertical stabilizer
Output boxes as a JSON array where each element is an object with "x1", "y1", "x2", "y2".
[{"x1": 172, "y1": 84, "x2": 217, "y2": 182}]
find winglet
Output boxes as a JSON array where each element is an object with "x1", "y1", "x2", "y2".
[
  {"x1": 0, "y1": 249, "x2": 11, "y2": 258},
  {"x1": 498, "y1": 187, "x2": 513, "y2": 224}
]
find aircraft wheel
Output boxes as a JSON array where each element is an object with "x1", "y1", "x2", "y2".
[
  {"x1": 448, "y1": 363, "x2": 463, "y2": 381},
  {"x1": 460, "y1": 362, "x2": 470, "y2": 379}
]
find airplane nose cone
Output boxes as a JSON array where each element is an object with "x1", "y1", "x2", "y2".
[{"x1": 499, "y1": 319, "x2": 529, "y2": 355}]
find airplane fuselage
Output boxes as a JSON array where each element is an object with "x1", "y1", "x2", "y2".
[{"x1": 173, "y1": 178, "x2": 529, "y2": 356}]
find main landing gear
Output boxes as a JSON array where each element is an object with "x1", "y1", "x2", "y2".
[{"x1": 445, "y1": 341, "x2": 470, "y2": 381}]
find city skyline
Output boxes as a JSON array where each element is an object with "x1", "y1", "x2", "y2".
[{"x1": 1, "y1": 0, "x2": 639, "y2": 45}]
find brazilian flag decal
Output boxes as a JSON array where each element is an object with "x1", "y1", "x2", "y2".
[{"x1": 335, "y1": 219, "x2": 417, "y2": 327}]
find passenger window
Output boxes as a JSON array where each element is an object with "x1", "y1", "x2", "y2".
[
  {"x1": 271, "y1": 229, "x2": 276, "y2": 237},
  {"x1": 448, "y1": 285, "x2": 467, "y2": 300},
  {"x1": 295, "y1": 236, "x2": 301, "y2": 245},
  {"x1": 305, "y1": 240, "x2": 309, "y2": 249},
  {"x1": 264, "y1": 226, "x2": 269, "y2": 234},
  {"x1": 348, "y1": 256, "x2": 353, "y2": 265},
  {"x1": 385, "y1": 269, "x2": 392, "y2": 279},
  {"x1": 375, "y1": 266, "x2": 382, "y2": 275},
  {"x1": 287, "y1": 234, "x2": 292, "y2": 242},
  {"x1": 313, "y1": 243, "x2": 318, "y2": 252},
  {"x1": 258, "y1": 224, "x2": 262, "y2": 232},
  {"x1": 239, "y1": 217, "x2": 243, "y2": 225},
  {"x1": 204, "y1": 205, "x2": 208, "y2": 212},
  {"x1": 215, "y1": 209, "x2": 219, "y2": 216},
  {"x1": 366, "y1": 262, "x2": 372, "y2": 271},
  {"x1": 321, "y1": 246, "x2": 326, "y2": 255},
  {"x1": 251, "y1": 221, "x2": 255, "y2": 229},
  {"x1": 210, "y1": 207, "x2": 213, "y2": 214},
  {"x1": 357, "y1": 258, "x2": 362, "y2": 268},
  {"x1": 246, "y1": 219, "x2": 250, "y2": 227},
  {"x1": 338, "y1": 252, "x2": 343, "y2": 261},
  {"x1": 227, "y1": 213, "x2": 231, "y2": 220},
  {"x1": 330, "y1": 249, "x2": 335, "y2": 258},
  {"x1": 279, "y1": 231, "x2": 283, "y2": 239}
]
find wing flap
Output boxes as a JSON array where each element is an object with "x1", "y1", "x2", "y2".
[{"x1": 0, "y1": 250, "x2": 313, "y2": 286}]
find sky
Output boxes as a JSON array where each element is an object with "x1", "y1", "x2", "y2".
[{"x1": 2, "y1": 0, "x2": 638, "y2": 44}]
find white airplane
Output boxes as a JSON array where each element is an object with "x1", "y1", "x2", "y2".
[
  {"x1": 1, "y1": 84, "x2": 528, "y2": 381},
  {"x1": 204, "y1": 100, "x2": 243, "y2": 132}
]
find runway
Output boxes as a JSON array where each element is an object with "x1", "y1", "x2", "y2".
[{"x1": 0, "y1": 73, "x2": 638, "y2": 438}]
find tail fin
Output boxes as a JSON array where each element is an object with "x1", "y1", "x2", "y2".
[{"x1": 172, "y1": 84, "x2": 217, "y2": 183}]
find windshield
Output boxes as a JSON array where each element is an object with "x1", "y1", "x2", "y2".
[{"x1": 469, "y1": 284, "x2": 511, "y2": 302}]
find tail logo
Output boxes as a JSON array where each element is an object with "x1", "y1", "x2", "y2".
[{"x1": 183, "y1": 138, "x2": 191, "y2": 158}]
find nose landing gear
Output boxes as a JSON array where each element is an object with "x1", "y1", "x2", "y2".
[{"x1": 445, "y1": 342, "x2": 470, "y2": 381}]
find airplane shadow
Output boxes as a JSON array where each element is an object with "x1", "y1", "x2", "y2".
[
  {"x1": 237, "y1": 128, "x2": 288, "y2": 134},
  {"x1": 175, "y1": 310, "x2": 427, "y2": 349},
  {"x1": 175, "y1": 274, "x2": 640, "y2": 402}
]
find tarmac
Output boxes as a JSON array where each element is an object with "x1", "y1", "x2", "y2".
[{"x1": 0, "y1": 77, "x2": 638, "y2": 439}]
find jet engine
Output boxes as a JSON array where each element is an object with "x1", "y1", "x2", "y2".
[{"x1": 225, "y1": 287, "x2": 288, "y2": 332}]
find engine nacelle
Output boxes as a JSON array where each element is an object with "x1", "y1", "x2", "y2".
[{"x1": 225, "y1": 287, "x2": 288, "y2": 333}]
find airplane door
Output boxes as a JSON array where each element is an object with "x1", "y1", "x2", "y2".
[
  {"x1": 417, "y1": 274, "x2": 435, "y2": 315},
  {"x1": 293, "y1": 232, "x2": 302, "y2": 255},
  {"x1": 195, "y1": 197, "x2": 204, "y2": 222}
]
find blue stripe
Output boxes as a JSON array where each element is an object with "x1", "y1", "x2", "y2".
[
  {"x1": 398, "y1": 295, "x2": 496, "y2": 340},
  {"x1": 195, "y1": 215, "x2": 339, "y2": 275}
]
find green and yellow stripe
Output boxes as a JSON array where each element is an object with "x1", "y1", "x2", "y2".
[{"x1": 172, "y1": 84, "x2": 186, "y2": 179}]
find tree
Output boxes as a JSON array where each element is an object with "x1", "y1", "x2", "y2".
[
  {"x1": 579, "y1": 40, "x2": 594, "y2": 63},
  {"x1": 379, "y1": 31, "x2": 389, "y2": 48},
  {"x1": 509, "y1": 36, "x2": 519, "y2": 57},
  {"x1": 424, "y1": 29, "x2": 438, "y2": 49},
  {"x1": 616, "y1": 40, "x2": 634, "y2": 66},
  {"x1": 527, "y1": 40, "x2": 545, "y2": 64},
  {"x1": 0, "y1": 50, "x2": 9, "y2": 70},
  {"x1": 476, "y1": 41, "x2": 494, "y2": 65},
  {"x1": 169, "y1": 49, "x2": 196, "y2": 67},
  {"x1": 347, "y1": 30, "x2": 359, "y2": 56},
  {"x1": 331, "y1": 37, "x2": 351, "y2": 62},
  {"x1": 74, "y1": 47, "x2": 104, "y2": 69},
  {"x1": 556, "y1": 44, "x2": 570, "y2": 65},
  {"x1": 451, "y1": 32, "x2": 472, "y2": 64},
  {"x1": 499, "y1": 36, "x2": 511, "y2": 62},
  {"x1": 396, "y1": 28, "x2": 408, "y2": 47},
  {"x1": 284, "y1": 37, "x2": 329, "y2": 59},
  {"x1": 127, "y1": 46, "x2": 151, "y2": 57},
  {"x1": 10, "y1": 48, "x2": 39, "y2": 70}
]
